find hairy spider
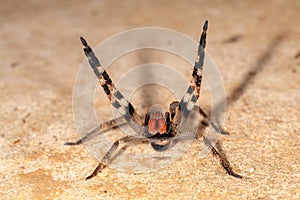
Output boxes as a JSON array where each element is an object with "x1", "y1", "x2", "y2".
[{"x1": 65, "y1": 20, "x2": 242, "y2": 180}]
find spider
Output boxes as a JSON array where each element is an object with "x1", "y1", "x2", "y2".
[{"x1": 65, "y1": 20, "x2": 242, "y2": 180}]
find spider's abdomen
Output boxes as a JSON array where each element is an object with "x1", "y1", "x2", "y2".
[{"x1": 147, "y1": 112, "x2": 167, "y2": 135}]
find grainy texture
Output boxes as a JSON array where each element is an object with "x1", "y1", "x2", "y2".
[{"x1": 1, "y1": 0, "x2": 299, "y2": 199}]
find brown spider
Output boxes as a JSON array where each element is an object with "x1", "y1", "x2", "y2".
[{"x1": 65, "y1": 20, "x2": 242, "y2": 180}]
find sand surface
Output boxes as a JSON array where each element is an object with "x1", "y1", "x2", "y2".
[{"x1": 1, "y1": 0, "x2": 300, "y2": 199}]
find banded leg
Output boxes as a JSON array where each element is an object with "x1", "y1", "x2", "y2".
[
  {"x1": 64, "y1": 116, "x2": 126, "y2": 146},
  {"x1": 179, "y1": 20, "x2": 208, "y2": 117},
  {"x1": 80, "y1": 37, "x2": 143, "y2": 134},
  {"x1": 201, "y1": 135, "x2": 242, "y2": 178},
  {"x1": 169, "y1": 101, "x2": 182, "y2": 136},
  {"x1": 86, "y1": 135, "x2": 148, "y2": 180}
]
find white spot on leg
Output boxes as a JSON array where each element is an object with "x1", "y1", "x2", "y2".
[
  {"x1": 120, "y1": 98, "x2": 129, "y2": 107},
  {"x1": 187, "y1": 102, "x2": 194, "y2": 111},
  {"x1": 182, "y1": 94, "x2": 190, "y2": 103},
  {"x1": 118, "y1": 108, "x2": 126, "y2": 116},
  {"x1": 197, "y1": 70, "x2": 202, "y2": 76},
  {"x1": 97, "y1": 67, "x2": 105, "y2": 73}
]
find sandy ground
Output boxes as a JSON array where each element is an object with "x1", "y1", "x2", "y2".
[{"x1": 1, "y1": 0, "x2": 300, "y2": 199}]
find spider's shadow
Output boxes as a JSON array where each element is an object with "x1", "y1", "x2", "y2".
[
  {"x1": 216, "y1": 33, "x2": 285, "y2": 111},
  {"x1": 212, "y1": 33, "x2": 285, "y2": 153},
  {"x1": 135, "y1": 51, "x2": 160, "y2": 108}
]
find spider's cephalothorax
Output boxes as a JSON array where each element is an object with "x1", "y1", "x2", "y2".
[{"x1": 65, "y1": 20, "x2": 243, "y2": 180}]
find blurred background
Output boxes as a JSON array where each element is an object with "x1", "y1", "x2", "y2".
[{"x1": 1, "y1": 0, "x2": 299, "y2": 199}]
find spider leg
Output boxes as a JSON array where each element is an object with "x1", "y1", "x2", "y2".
[
  {"x1": 201, "y1": 135, "x2": 242, "y2": 178},
  {"x1": 169, "y1": 100, "x2": 228, "y2": 135},
  {"x1": 176, "y1": 21, "x2": 228, "y2": 135},
  {"x1": 169, "y1": 101, "x2": 182, "y2": 136},
  {"x1": 86, "y1": 135, "x2": 148, "y2": 180},
  {"x1": 80, "y1": 37, "x2": 143, "y2": 134},
  {"x1": 179, "y1": 20, "x2": 208, "y2": 118},
  {"x1": 170, "y1": 97, "x2": 239, "y2": 178},
  {"x1": 198, "y1": 107, "x2": 230, "y2": 135},
  {"x1": 64, "y1": 116, "x2": 126, "y2": 146}
]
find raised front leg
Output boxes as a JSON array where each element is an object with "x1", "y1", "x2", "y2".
[
  {"x1": 179, "y1": 20, "x2": 208, "y2": 118},
  {"x1": 80, "y1": 37, "x2": 143, "y2": 134}
]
